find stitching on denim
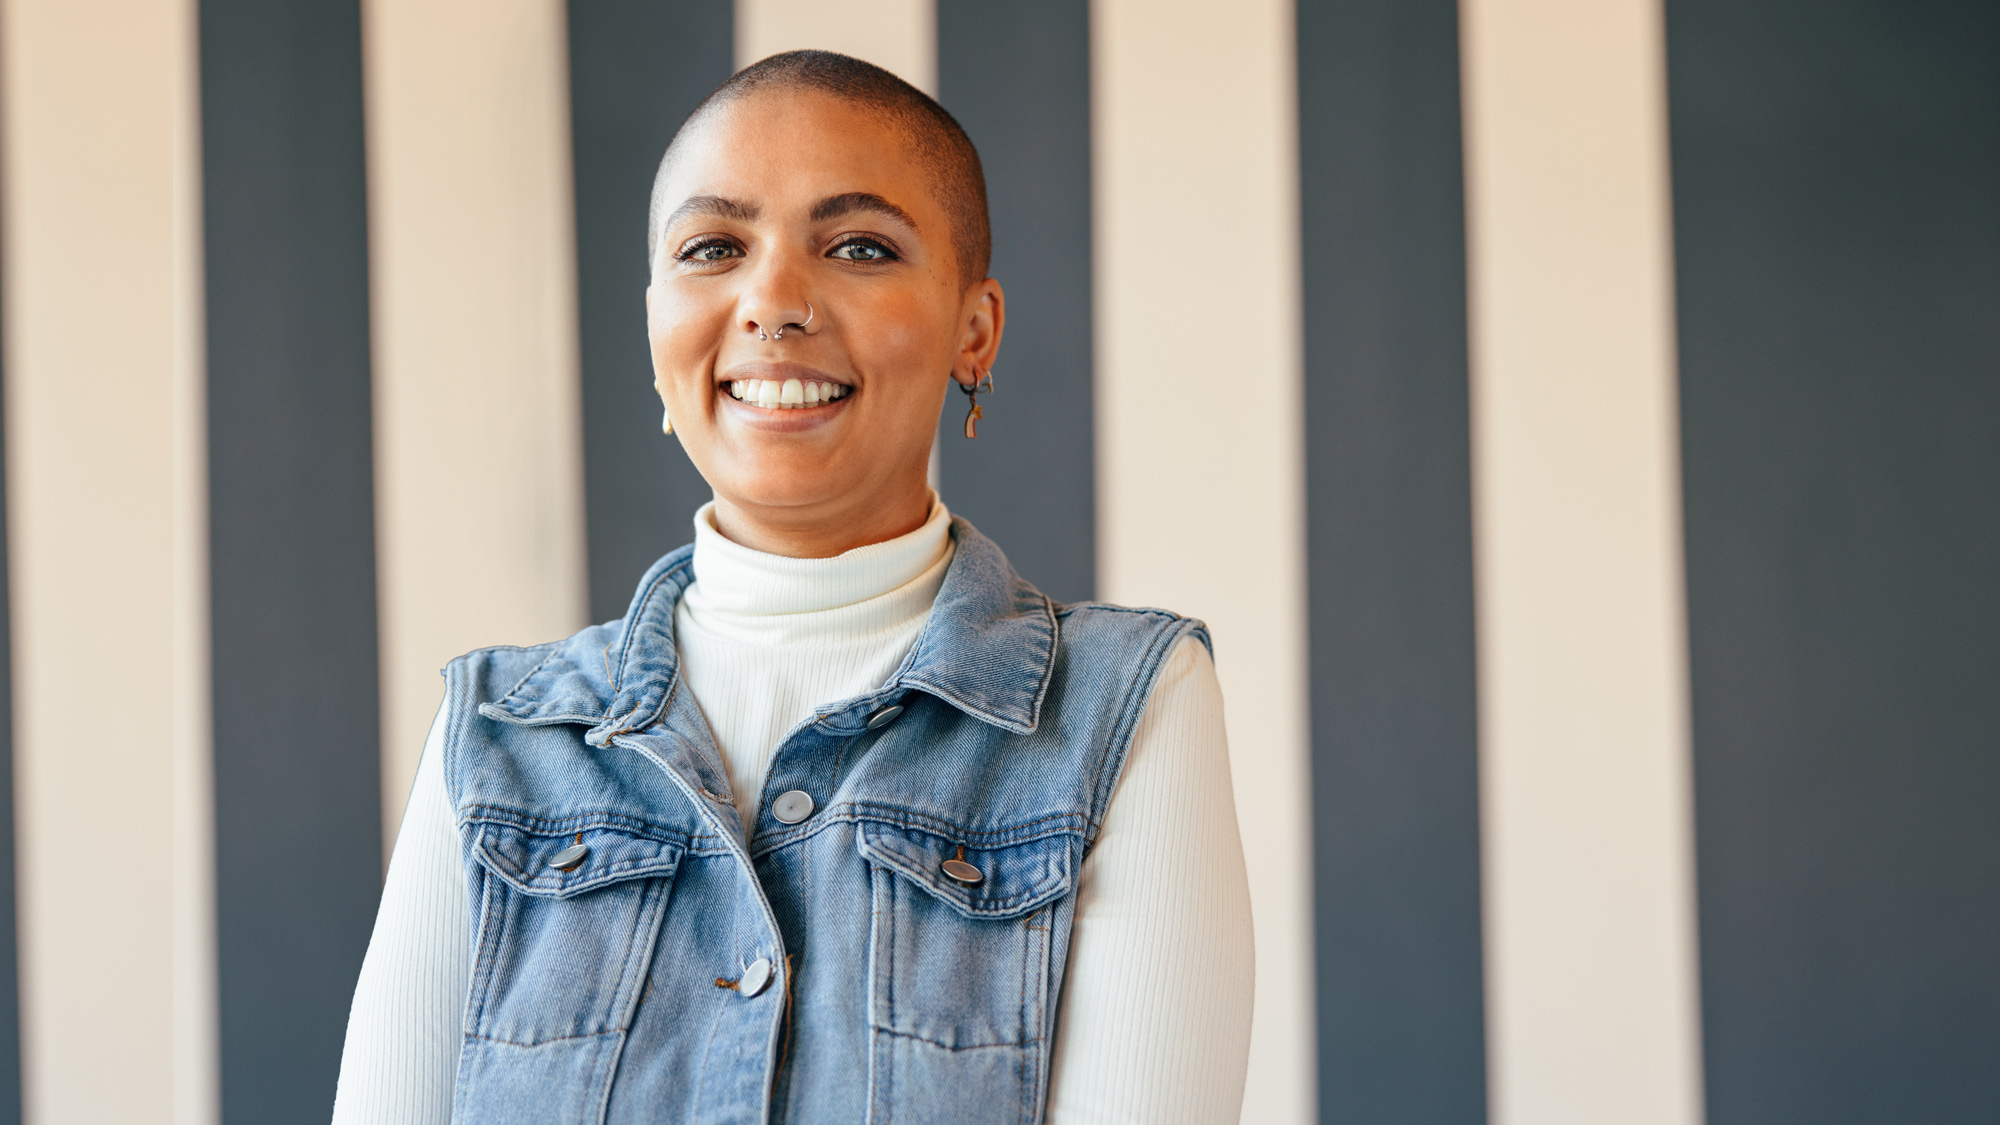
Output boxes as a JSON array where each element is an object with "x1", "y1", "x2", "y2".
[
  {"x1": 866, "y1": 870, "x2": 887, "y2": 1123},
  {"x1": 748, "y1": 805, "x2": 1088, "y2": 858},
  {"x1": 466, "y1": 868, "x2": 504, "y2": 1037},
  {"x1": 870, "y1": 1026, "x2": 1044, "y2": 1050},
  {"x1": 459, "y1": 805, "x2": 706, "y2": 843},
  {"x1": 487, "y1": 645, "x2": 569, "y2": 716},
  {"x1": 1019, "y1": 908, "x2": 1032, "y2": 1123},
  {"x1": 1080, "y1": 617, "x2": 1195, "y2": 843},
  {"x1": 466, "y1": 1028, "x2": 617, "y2": 1048},
  {"x1": 608, "y1": 557, "x2": 692, "y2": 696},
  {"x1": 1050, "y1": 602, "x2": 1182, "y2": 622}
]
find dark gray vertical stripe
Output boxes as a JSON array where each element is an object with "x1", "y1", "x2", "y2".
[
  {"x1": 936, "y1": 0, "x2": 1094, "y2": 603},
  {"x1": 1297, "y1": 2, "x2": 1486, "y2": 1120},
  {"x1": 1668, "y1": 1, "x2": 2000, "y2": 1120},
  {"x1": 199, "y1": 2, "x2": 381, "y2": 1120},
  {"x1": 570, "y1": 0, "x2": 735, "y2": 622}
]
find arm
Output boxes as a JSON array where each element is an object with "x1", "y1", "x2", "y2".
[
  {"x1": 1045, "y1": 635, "x2": 1256, "y2": 1124},
  {"x1": 331, "y1": 707, "x2": 469, "y2": 1125}
]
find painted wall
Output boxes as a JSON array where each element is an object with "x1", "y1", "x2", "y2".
[{"x1": 0, "y1": 1, "x2": 1992, "y2": 1122}]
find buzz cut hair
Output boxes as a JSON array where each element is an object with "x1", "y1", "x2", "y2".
[{"x1": 647, "y1": 50, "x2": 992, "y2": 289}]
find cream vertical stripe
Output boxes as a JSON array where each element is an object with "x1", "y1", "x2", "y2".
[
  {"x1": 1093, "y1": 2, "x2": 1312, "y2": 1123},
  {"x1": 364, "y1": 0, "x2": 589, "y2": 854},
  {"x1": 172, "y1": 0, "x2": 219, "y2": 1119},
  {"x1": 734, "y1": 0, "x2": 942, "y2": 487},
  {"x1": 1459, "y1": 1, "x2": 1704, "y2": 1123},
  {"x1": 736, "y1": 0, "x2": 936, "y2": 94},
  {"x1": 1, "y1": 0, "x2": 192, "y2": 1118}
]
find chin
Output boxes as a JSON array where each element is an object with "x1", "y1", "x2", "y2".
[{"x1": 714, "y1": 460, "x2": 851, "y2": 515}]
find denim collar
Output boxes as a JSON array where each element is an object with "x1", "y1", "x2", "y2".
[{"x1": 479, "y1": 517, "x2": 1058, "y2": 743}]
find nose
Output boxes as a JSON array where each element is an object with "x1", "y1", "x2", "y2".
[
  {"x1": 740, "y1": 257, "x2": 818, "y2": 341},
  {"x1": 746, "y1": 301, "x2": 816, "y2": 340}
]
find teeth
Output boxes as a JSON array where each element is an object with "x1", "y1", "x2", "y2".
[{"x1": 727, "y1": 379, "x2": 848, "y2": 407}]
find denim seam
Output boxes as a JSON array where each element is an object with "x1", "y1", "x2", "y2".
[
  {"x1": 485, "y1": 645, "x2": 574, "y2": 719},
  {"x1": 458, "y1": 805, "x2": 724, "y2": 844},
  {"x1": 749, "y1": 806, "x2": 1088, "y2": 857},
  {"x1": 607, "y1": 557, "x2": 692, "y2": 697},
  {"x1": 465, "y1": 1028, "x2": 618, "y2": 1048},
  {"x1": 870, "y1": 1026, "x2": 1044, "y2": 1050},
  {"x1": 1080, "y1": 616, "x2": 1196, "y2": 844}
]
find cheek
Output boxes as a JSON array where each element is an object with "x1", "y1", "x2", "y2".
[
  {"x1": 647, "y1": 287, "x2": 729, "y2": 384},
  {"x1": 852, "y1": 291, "x2": 950, "y2": 372}
]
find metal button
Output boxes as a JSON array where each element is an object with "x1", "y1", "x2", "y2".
[
  {"x1": 865, "y1": 704, "x2": 905, "y2": 730},
  {"x1": 941, "y1": 858, "x2": 984, "y2": 885},
  {"x1": 549, "y1": 843, "x2": 589, "y2": 871},
  {"x1": 772, "y1": 790, "x2": 815, "y2": 824},
  {"x1": 739, "y1": 957, "x2": 773, "y2": 998}
]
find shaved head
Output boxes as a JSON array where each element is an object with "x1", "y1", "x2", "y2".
[{"x1": 649, "y1": 50, "x2": 991, "y2": 289}]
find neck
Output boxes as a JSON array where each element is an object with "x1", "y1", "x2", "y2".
[{"x1": 710, "y1": 473, "x2": 933, "y2": 559}]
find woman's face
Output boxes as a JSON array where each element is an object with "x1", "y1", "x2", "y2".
[{"x1": 647, "y1": 89, "x2": 1002, "y2": 555}]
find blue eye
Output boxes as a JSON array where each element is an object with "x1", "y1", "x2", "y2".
[
  {"x1": 676, "y1": 238, "x2": 741, "y2": 262},
  {"x1": 830, "y1": 238, "x2": 896, "y2": 262}
]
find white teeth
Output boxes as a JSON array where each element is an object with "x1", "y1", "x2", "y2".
[{"x1": 727, "y1": 378, "x2": 847, "y2": 407}]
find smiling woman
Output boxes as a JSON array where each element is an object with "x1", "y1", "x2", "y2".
[
  {"x1": 331, "y1": 51, "x2": 1254, "y2": 1125},
  {"x1": 644, "y1": 59, "x2": 1002, "y2": 558}
]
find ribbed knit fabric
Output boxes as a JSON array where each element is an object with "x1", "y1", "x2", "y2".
[
  {"x1": 677, "y1": 494, "x2": 954, "y2": 835},
  {"x1": 332, "y1": 499, "x2": 1254, "y2": 1123}
]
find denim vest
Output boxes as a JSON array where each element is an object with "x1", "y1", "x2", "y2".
[{"x1": 440, "y1": 518, "x2": 1206, "y2": 1124}]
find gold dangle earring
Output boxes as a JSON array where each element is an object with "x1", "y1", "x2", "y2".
[
  {"x1": 662, "y1": 406, "x2": 673, "y2": 435},
  {"x1": 960, "y1": 367, "x2": 995, "y2": 438}
]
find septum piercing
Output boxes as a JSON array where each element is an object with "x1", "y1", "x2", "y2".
[{"x1": 760, "y1": 301, "x2": 815, "y2": 341}]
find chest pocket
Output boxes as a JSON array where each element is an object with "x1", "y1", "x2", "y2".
[
  {"x1": 856, "y1": 819, "x2": 1080, "y2": 1049},
  {"x1": 455, "y1": 818, "x2": 683, "y2": 1124}
]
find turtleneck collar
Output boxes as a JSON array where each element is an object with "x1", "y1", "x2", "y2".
[{"x1": 683, "y1": 492, "x2": 954, "y2": 620}]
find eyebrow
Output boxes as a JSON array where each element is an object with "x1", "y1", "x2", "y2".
[
  {"x1": 809, "y1": 192, "x2": 918, "y2": 229},
  {"x1": 660, "y1": 194, "x2": 760, "y2": 231}
]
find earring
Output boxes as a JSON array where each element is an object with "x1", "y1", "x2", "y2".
[
  {"x1": 662, "y1": 406, "x2": 673, "y2": 435},
  {"x1": 960, "y1": 367, "x2": 995, "y2": 438}
]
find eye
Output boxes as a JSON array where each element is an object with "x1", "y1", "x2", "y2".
[
  {"x1": 675, "y1": 237, "x2": 742, "y2": 263},
  {"x1": 828, "y1": 237, "x2": 898, "y2": 263}
]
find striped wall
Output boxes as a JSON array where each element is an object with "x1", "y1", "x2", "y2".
[{"x1": 0, "y1": 1, "x2": 1993, "y2": 1122}]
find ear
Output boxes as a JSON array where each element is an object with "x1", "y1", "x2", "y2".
[{"x1": 951, "y1": 278, "x2": 1006, "y2": 387}]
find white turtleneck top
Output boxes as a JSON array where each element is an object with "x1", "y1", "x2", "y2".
[{"x1": 333, "y1": 497, "x2": 1255, "y2": 1123}]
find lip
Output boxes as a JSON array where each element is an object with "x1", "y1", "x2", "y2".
[{"x1": 715, "y1": 361, "x2": 853, "y2": 431}]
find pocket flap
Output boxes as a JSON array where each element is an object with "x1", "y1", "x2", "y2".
[
  {"x1": 856, "y1": 820, "x2": 1077, "y2": 920},
  {"x1": 469, "y1": 820, "x2": 684, "y2": 899}
]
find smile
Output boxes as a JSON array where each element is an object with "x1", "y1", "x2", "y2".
[{"x1": 725, "y1": 378, "x2": 851, "y2": 409}]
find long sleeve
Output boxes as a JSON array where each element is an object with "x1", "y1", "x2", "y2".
[
  {"x1": 331, "y1": 707, "x2": 470, "y2": 1125},
  {"x1": 1045, "y1": 635, "x2": 1256, "y2": 1124}
]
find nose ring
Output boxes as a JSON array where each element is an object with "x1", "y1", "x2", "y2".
[{"x1": 764, "y1": 302, "x2": 815, "y2": 341}]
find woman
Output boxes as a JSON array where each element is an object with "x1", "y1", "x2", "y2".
[{"x1": 334, "y1": 50, "x2": 1253, "y2": 1124}]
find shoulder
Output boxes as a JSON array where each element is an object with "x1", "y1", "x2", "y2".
[
  {"x1": 443, "y1": 543, "x2": 697, "y2": 710},
  {"x1": 442, "y1": 622, "x2": 623, "y2": 712},
  {"x1": 1052, "y1": 599, "x2": 1212, "y2": 667}
]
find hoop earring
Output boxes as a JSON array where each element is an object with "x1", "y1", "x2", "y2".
[
  {"x1": 960, "y1": 367, "x2": 995, "y2": 438},
  {"x1": 662, "y1": 406, "x2": 673, "y2": 435}
]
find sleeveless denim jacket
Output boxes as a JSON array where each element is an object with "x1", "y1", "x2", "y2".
[{"x1": 440, "y1": 518, "x2": 1206, "y2": 1124}]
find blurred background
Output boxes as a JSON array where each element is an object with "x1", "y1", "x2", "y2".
[{"x1": 0, "y1": 0, "x2": 1993, "y2": 1122}]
